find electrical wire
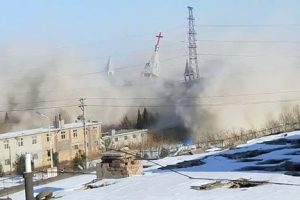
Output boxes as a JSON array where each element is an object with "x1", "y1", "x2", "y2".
[
  {"x1": 3, "y1": 96, "x2": 300, "y2": 113},
  {"x1": 196, "y1": 24, "x2": 300, "y2": 28},
  {"x1": 109, "y1": 148, "x2": 300, "y2": 187}
]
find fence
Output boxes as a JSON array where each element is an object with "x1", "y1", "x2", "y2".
[{"x1": 195, "y1": 122, "x2": 300, "y2": 150}]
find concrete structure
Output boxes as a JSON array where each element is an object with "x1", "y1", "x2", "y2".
[
  {"x1": 102, "y1": 129, "x2": 148, "y2": 149},
  {"x1": 96, "y1": 151, "x2": 142, "y2": 179},
  {"x1": 0, "y1": 120, "x2": 101, "y2": 173},
  {"x1": 51, "y1": 121, "x2": 101, "y2": 166}
]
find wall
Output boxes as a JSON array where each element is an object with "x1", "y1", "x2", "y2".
[
  {"x1": 103, "y1": 129, "x2": 148, "y2": 149},
  {"x1": 0, "y1": 122, "x2": 102, "y2": 173},
  {"x1": 0, "y1": 133, "x2": 44, "y2": 173}
]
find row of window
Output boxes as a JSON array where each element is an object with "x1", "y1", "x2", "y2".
[
  {"x1": 3, "y1": 136, "x2": 38, "y2": 149},
  {"x1": 71, "y1": 141, "x2": 99, "y2": 150},
  {"x1": 3, "y1": 153, "x2": 38, "y2": 166},
  {"x1": 46, "y1": 129, "x2": 79, "y2": 142},
  {"x1": 3, "y1": 127, "x2": 97, "y2": 148},
  {"x1": 114, "y1": 134, "x2": 138, "y2": 142},
  {"x1": 60, "y1": 129, "x2": 79, "y2": 140}
]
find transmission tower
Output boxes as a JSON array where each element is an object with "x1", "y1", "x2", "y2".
[{"x1": 186, "y1": 6, "x2": 199, "y2": 80}]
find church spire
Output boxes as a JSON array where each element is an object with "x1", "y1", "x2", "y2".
[
  {"x1": 106, "y1": 56, "x2": 114, "y2": 76},
  {"x1": 142, "y1": 32, "x2": 163, "y2": 78}
]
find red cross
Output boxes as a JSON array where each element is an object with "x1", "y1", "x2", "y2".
[{"x1": 155, "y1": 32, "x2": 163, "y2": 46}]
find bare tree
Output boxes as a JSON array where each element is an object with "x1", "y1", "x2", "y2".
[
  {"x1": 279, "y1": 110, "x2": 295, "y2": 132},
  {"x1": 266, "y1": 119, "x2": 281, "y2": 134},
  {"x1": 293, "y1": 105, "x2": 300, "y2": 130}
]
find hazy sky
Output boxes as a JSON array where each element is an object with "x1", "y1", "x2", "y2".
[
  {"x1": 1, "y1": 0, "x2": 300, "y2": 59},
  {"x1": 1, "y1": 0, "x2": 300, "y2": 131},
  {"x1": 1, "y1": 0, "x2": 300, "y2": 40},
  {"x1": 0, "y1": 0, "x2": 300, "y2": 82}
]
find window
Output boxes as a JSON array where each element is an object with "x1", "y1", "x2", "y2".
[
  {"x1": 46, "y1": 134, "x2": 50, "y2": 142},
  {"x1": 4, "y1": 140, "x2": 9, "y2": 149},
  {"x1": 73, "y1": 129, "x2": 78, "y2": 138},
  {"x1": 47, "y1": 150, "x2": 51, "y2": 157},
  {"x1": 18, "y1": 138, "x2": 23, "y2": 147},
  {"x1": 61, "y1": 131, "x2": 66, "y2": 139},
  {"x1": 32, "y1": 136, "x2": 37, "y2": 144},
  {"x1": 114, "y1": 137, "x2": 118, "y2": 142},
  {"x1": 5, "y1": 159, "x2": 10, "y2": 166},
  {"x1": 133, "y1": 134, "x2": 136, "y2": 139},
  {"x1": 74, "y1": 145, "x2": 79, "y2": 150},
  {"x1": 124, "y1": 136, "x2": 128, "y2": 140},
  {"x1": 33, "y1": 154, "x2": 38, "y2": 159}
]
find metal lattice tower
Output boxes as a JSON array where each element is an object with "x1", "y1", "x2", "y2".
[{"x1": 187, "y1": 6, "x2": 199, "y2": 79}]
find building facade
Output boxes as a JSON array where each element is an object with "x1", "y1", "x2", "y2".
[
  {"x1": 0, "y1": 121, "x2": 102, "y2": 173},
  {"x1": 102, "y1": 129, "x2": 148, "y2": 150}
]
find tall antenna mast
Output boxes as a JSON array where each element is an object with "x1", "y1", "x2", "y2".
[{"x1": 187, "y1": 6, "x2": 199, "y2": 79}]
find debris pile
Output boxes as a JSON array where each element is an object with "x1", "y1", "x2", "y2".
[{"x1": 191, "y1": 178, "x2": 264, "y2": 190}]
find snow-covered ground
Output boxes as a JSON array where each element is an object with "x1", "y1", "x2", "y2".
[
  {"x1": 7, "y1": 131, "x2": 300, "y2": 200},
  {"x1": 0, "y1": 173, "x2": 54, "y2": 189}
]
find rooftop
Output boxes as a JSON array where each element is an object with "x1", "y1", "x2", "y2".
[
  {"x1": 0, "y1": 121, "x2": 101, "y2": 140},
  {"x1": 103, "y1": 129, "x2": 148, "y2": 137}
]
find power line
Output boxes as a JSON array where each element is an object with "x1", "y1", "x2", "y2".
[
  {"x1": 0, "y1": 37, "x2": 297, "y2": 80},
  {"x1": 2, "y1": 89, "x2": 300, "y2": 109},
  {"x1": 84, "y1": 90, "x2": 300, "y2": 100},
  {"x1": 84, "y1": 98, "x2": 300, "y2": 108},
  {"x1": 1, "y1": 85, "x2": 300, "y2": 108},
  {"x1": 0, "y1": 98, "x2": 78, "y2": 107},
  {"x1": 0, "y1": 54, "x2": 187, "y2": 84},
  {"x1": 0, "y1": 25, "x2": 185, "y2": 61},
  {"x1": 0, "y1": 105, "x2": 78, "y2": 113},
  {"x1": 1, "y1": 49, "x2": 298, "y2": 85},
  {"x1": 197, "y1": 52, "x2": 300, "y2": 58},
  {"x1": 197, "y1": 39, "x2": 300, "y2": 44},
  {"x1": 196, "y1": 24, "x2": 300, "y2": 28},
  {"x1": 109, "y1": 148, "x2": 300, "y2": 187}
]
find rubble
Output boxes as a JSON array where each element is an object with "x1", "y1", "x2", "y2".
[{"x1": 191, "y1": 178, "x2": 264, "y2": 190}]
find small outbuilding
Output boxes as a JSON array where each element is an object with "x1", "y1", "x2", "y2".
[{"x1": 96, "y1": 151, "x2": 143, "y2": 179}]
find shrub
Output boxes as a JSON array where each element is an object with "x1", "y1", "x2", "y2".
[
  {"x1": 0, "y1": 163, "x2": 3, "y2": 177},
  {"x1": 159, "y1": 147, "x2": 170, "y2": 158},
  {"x1": 14, "y1": 154, "x2": 34, "y2": 175},
  {"x1": 73, "y1": 151, "x2": 86, "y2": 170}
]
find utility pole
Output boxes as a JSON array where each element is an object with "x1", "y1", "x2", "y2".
[
  {"x1": 79, "y1": 98, "x2": 88, "y2": 169},
  {"x1": 9, "y1": 146, "x2": 12, "y2": 175}
]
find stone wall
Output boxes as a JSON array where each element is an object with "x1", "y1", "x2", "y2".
[{"x1": 96, "y1": 152, "x2": 142, "y2": 179}]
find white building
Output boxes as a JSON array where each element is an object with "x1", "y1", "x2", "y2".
[
  {"x1": 0, "y1": 128, "x2": 47, "y2": 173},
  {"x1": 0, "y1": 121, "x2": 102, "y2": 174},
  {"x1": 102, "y1": 129, "x2": 148, "y2": 149}
]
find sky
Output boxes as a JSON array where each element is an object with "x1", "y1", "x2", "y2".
[{"x1": 1, "y1": 0, "x2": 300, "y2": 64}]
